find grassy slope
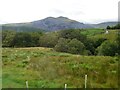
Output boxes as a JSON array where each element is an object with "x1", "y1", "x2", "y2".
[
  {"x1": 90, "y1": 30, "x2": 118, "y2": 41},
  {"x1": 2, "y1": 47, "x2": 118, "y2": 88},
  {"x1": 80, "y1": 29, "x2": 105, "y2": 36}
]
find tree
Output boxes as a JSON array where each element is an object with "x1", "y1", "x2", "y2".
[
  {"x1": 114, "y1": 24, "x2": 120, "y2": 29},
  {"x1": 106, "y1": 26, "x2": 111, "y2": 29},
  {"x1": 11, "y1": 32, "x2": 33, "y2": 47},
  {"x1": 2, "y1": 30, "x2": 16, "y2": 47},
  {"x1": 84, "y1": 38, "x2": 95, "y2": 55},
  {"x1": 54, "y1": 38, "x2": 70, "y2": 52},
  {"x1": 83, "y1": 38, "x2": 107, "y2": 55},
  {"x1": 106, "y1": 24, "x2": 120, "y2": 30},
  {"x1": 93, "y1": 38, "x2": 107, "y2": 48},
  {"x1": 96, "y1": 40, "x2": 118, "y2": 56},
  {"x1": 67, "y1": 39, "x2": 86, "y2": 54},
  {"x1": 39, "y1": 32, "x2": 59, "y2": 48},
  {"x1": 59, "y1": 29, "x2": 86, "y2": 43},
  {"x1": 54, "y1": 38, "x2": 87, "y2": 55},
  {"x1": 30, "y1": 32, "x2": 43, "y2": 47}
]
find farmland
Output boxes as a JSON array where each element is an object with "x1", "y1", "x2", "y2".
[{"x1": 2, "y1": 47, "x2": 118, "y2": 88}]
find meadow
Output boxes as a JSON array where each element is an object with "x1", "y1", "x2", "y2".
[{"x1": 2, "y1": 47, "x2": 118, "y2": 88}]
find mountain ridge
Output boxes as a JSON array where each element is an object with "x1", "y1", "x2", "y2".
[{"x1": 2, "y1": 16, "x2": 118, "y2": 32}]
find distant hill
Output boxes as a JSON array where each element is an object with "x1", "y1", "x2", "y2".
[
  {"x1": 89, "y1": 22, "x2": 118, "y2": 28},
  {"x1": 2, "y1": 25, "x2": 44, "y2": 32},
  {"x1": 2, "y1": 16, "x2": 118, "y2": 32}
]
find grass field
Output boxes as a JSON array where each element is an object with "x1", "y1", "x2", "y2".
[
  {"x1": 2, "y1": 47, "x2": 118, "y2": 88},
  {"x1": 89, "y1": 30, "x2": 118, "y2": 41},
  {"x1": 81, "y1": 29, "x2": 105, "y2": 36}
]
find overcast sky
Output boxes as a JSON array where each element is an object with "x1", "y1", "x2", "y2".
[{"x1": 0, "y1": 0, "x2": 119, "y2": 24}]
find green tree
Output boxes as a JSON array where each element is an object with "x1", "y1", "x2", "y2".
[
  {"x1": 68, "y1": 39, "x2": 86, "y2": 54},
  {"x1": 106, "y1": 26, "x2": 111, "y2": 29},
  {"x1": 84, "y1": 38, "x2": 95, "y2": 55},
  {"x1": 2, "y1": 30, "x2": 16, "y2": 47},
  {"x1": 114, "y1": 24, "x2": 120, "y2": 29},
  {"x1": 30, "y1": 32, "x2": 42, "y2": 47},
  {"x1": 59, "y1": 29, "x2": 86, "y2": 43},
  {"x1": 93, "y1": 38, "x2": 107, "y2": 48},
  {"x1": 12, "y1": 32, "x2": 33, "y2": 47},
  {"x1": 39, "y1": 32, "x2": 59, "y2": 47},
  {"x1": 96, "y1": 40, "x2": 118, "y2": 56},
  {"x1": 83, "y1": 38, "x2": 106, "y2": 55},
  {"x1": 106, "y1": 24, "x2": 120, "y2": 29},
  {"x1": 54, "y1": 38, "x2": 70, "y2": 52}
]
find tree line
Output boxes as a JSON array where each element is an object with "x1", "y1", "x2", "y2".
[
  {"x1": 2, "y1": 29, "x2": 120, "y2": 56},
  {"x1": 106, "y1": 24, "x2": 120, "y2": 29}
]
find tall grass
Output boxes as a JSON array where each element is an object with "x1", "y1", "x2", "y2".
[{"x1": 2, "y1": 47, "x2": 118, "y2": 88}]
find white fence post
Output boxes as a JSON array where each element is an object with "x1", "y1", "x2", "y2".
[
  {"x1": 65, "y1": 84, "x2": 67, "y2": 90},
  {"x1": 85, "y1": 75, "x2": 87, "y2": 88},
  {"x1": 26, "y1": 80, "x2": 29, "y2": 89}
]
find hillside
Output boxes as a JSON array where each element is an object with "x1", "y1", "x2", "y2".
[
  {"x1": 30, "y1": 16, "x2": 93, "y2": 31},
  {"x1": 90, "y1": 22, "x2": 118, "y2": 28},
  {"x1": 2, "y1": 16, "x2": 117, "y2": 32}
]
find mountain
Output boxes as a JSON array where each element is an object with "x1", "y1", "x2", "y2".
[
  {"x1": 89, "y1": 22, "x2": 118, "y2": 28},
  {"x1": 2, "y1": 16, "x2": 118, "y2": 32},
  {"x1": 2, "y1": 16, "x2": 93, "y2": 32},
  {"x1": 30, "y1": 16, "x2": 93, "y2": 31}
]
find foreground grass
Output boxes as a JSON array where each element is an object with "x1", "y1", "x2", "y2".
[{"x1": 2, "y1": 47, "x2": 118, "y2": 88}]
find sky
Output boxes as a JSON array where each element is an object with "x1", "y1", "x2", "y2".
[{"x1": 0, "y1": 0, "x2": 119, "y2": 24}]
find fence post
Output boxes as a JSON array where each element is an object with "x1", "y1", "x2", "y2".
[
  {"x1": 65, "y1": 84, "x2": 67, "y2": 90},
  {"x1": 85, "y1": 75, "x2": 87, "y2": 89},
  {"x1": 26, "y1": 80, "x2": 29, "y2": 89}
]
